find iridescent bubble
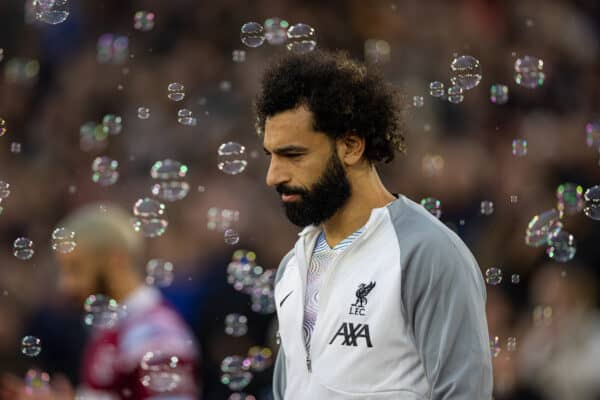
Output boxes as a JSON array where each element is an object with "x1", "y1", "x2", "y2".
[
  {"x1": 220, "y1": 80, "x2": 232, "y2": 92},
  {"x1": 96, "y1": 34, "x2": 129, "y2": 64},
  {"x1": 21, "y1": 336, "x2": 41, "y2": 357},
  {"x1": 4, "y1": 58, "x2": 40, "y2": 84},
  {"x1": 145, "y1": 259, "x2": 174, "y2": 287},
  {"x1": 167, "y1": 83, "x2": 185, "y2": 102},
  {"x1": 226, "y1": 250, "x2": 259, "y2": 292},
  {"x1": 83, "y1": 294, "x2": 120, "y2": 329},
  {"x1": 420, "y1": 197, "x2": 442, "y2": 219},
  {"x1": 137, "y1": 107, "x2": 151, "y2": 120},
  {"x1": 583, "y1": 185, "x2": 600, "y2": 220},
  {"x1": 240, "y1": 22, "x2": 265, "y2": 48},
  {"x1": 0, "y1": 49, "x2": 3, "y2": 63},
  {"x1": 152, "y1": 181, "x2": 190, "y2": 202},
  {"x1": 141, "y1": 351, "x2": 182, "y2": 392},
  {"x1": 208, "y1": 207, "x2": 240, "y2": 231},
  {"x1": 224, "y1": 229, "x2": 240, "y2": 245},
  {"x1": 151, "y1": 159, "x2": 188, "y2": 180},
  {"x1": 229, "y1": 393, "x2": 256, "y2": 400},
  {"x1": 490, "y1": 84, "x2": 509, "y2": 104},
  {"x1": 24, "y1": 369, "x2": 50, "y2": 393},
  {"x1": 264, "y1": 17, "x2": 289, "y2": 45},
  {"x1": 232, "y1": 50, "x2": 246, "y2": 63},
  {"x1": 556, "y1": 183, "x2": 584, "y2": 216},
  {"x1": 485, "y1": 267, "x2": 502, "y2": 285},
  {"x1": 514, "y1": 56, "x2": 545, "y2": 88},
  {"x1": 286, "y1": 23, "x2": 316, "y2": 54},
  {"x1": 34, "y1": 0, "x2": 69, "y2": 25},
  {"x1": 512, "y1": 139, "x2": 528, "y2": 157},
  {"x1": 11, "y1": 142, "x2": 21, "y2": 153},
  {"x1": 91, "y1": 156, "x2": 119, "y2": 186},
  {"x1": 490, "y1": 336, "x2": 501, "y2": 358},
  {"x1": 80, "y1": 121, "x2": 108, "y2": 152},
  {"x1": 511, "y1": 274, "x2": 520, "y2": 284},
  {"x1": 0, "y1": 181, "x2": 10, "y2": 201},
  {"x1": 447, "y1": 85, "x2": 464, "y2": 104},
  {"x1": 102, "y1": 114, "x2": 123, "y2": 135},
  {"x1": 364, "y1": 39, "x2": 391, "y2": 65},
  {"x1": 450, "y1": 55, "x2": 482, "y2": 90},
  {"x1": 586, "y1": 121, "x2": 600, "y2": 149},
  {"x1": 525, "y1": 209, "x2": 562, "y2": 247},
  {"x1": 51, "y1": 227, "x2": 76, "y2": 254},
  {"x1": 133, "y1": 11, "x2": 155, "y2": 32},
  {"x1": 218, "y1": 142, "x2": 248, "y2": 175},
  {"x1": 132, "y1": 198, "x2": 168, "y2": 237},
  {"x1": 507, "y1": 337, "x2": 517, "y2": 352},
  {"x1": 546, "y1": 230, "x2": 576, "y2": 263},
  {"x1": 245, "y1": 346, "x2": 273, "y2": 372},
  {"x1": 421, "y1": 154, "x2": 444, "y2": 177},
  {"x1": 480, "y1": 200, "x2": 494, "y2": 216},
  {"x1": 221, "y1": 355, "x2": 248, "y2": 373},
  {"x1": 0, "y1": 118, "x2": 7, "y2": 137},
  {"x1": 250, "y1": 286, "x2": 276, "y2": 314},
  {"x1": 225, "y1": 314, "x2": 248, "y2": 337},
  {"x1": 14, "y1": 237, "x2": 34, "y2": 260},
  {"x1": 221, "y1": 355, "x2": 253, "y2": 390},
  {"x1": 412, "y1": 96, "x2": 424, "y2": 108},
  {"x1": 533, "y1": 305, "x2": 553, "y2": 326},
  {"x1": 510, "y1": 195, "x2": 518, "y2": 204},
  {"x1": 177, "y1": 109, "x2": 197, "y2": 126}
]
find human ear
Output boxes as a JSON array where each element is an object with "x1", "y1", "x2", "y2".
[{"x1": 338, "y1": 133, "x2": 365, "y2": 166}]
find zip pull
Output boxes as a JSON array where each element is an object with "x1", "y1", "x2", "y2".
[{"x1": 306, "y1": 354, "x2": 312, "y2": 372}]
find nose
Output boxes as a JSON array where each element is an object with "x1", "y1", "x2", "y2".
[{"x1": 266, "y1": 157, "x2": 287, "y2": 187}]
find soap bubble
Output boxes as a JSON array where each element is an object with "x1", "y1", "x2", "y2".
[
  {"x1": 221, "y1": 356, "x2": 252, "y2": 391},
  {"x1": 229, "y1": 393, "x2": 256, "y2": 400},
  {"x1": 485, "y1": 267, "x2": 503, "y2": 285},
  {"x1": 286, "y1": 23, "x2": 316, "y2": 53},
  {"x1": 480, "y1": 200, "x2": 494, "y2": 216},
  {"x1": 152, "y1": 182, "x2": 190, "y2": 202},
  {"x1": 511, "y1": 274, "x2": 520, "y2": 284},
  {"x1": 490, "y1": 336, "x2": 501, "y2": 357},
  {"x1": 218, "y1": 142, "x2": 248, "y2": 175},
  {"x1": 556, "y1": 183, "x2": 584, "y2": 216},
  {"x1": 167, "y1": 82, "x2": 185, "y2": 102},
  {"x1": 533, "y1": 305, "x2": 553, "y2": 326},
  {"x1": 546, "y1": 230, "x2": 576, "y2": 262},
  {"x1": 450, "y1": 55, "x2": 482, "y2": 90},
  {"x1": 208, "y1": 207, "x2": 240, "y2": 231},
  {"x1": 232, "y1": 50, "x2": 246, "y2": 63},
  {"x1": 507, "y1": 337, "x2": 517, "y2": 352},
  {"x1": 34, "y1": 0, "x2": 69, "y2": 25},
  {"x1": 490, "y1": 84, "x2": 509, "y2": 104},
  {"x1": 97, "y1": 34, "x2": 129, "y2": 64},
  {"x1": 420, "y1": 197, "x2": 442, "y2": 219},
  {"x1": 264, "y1": 17, "x2": 289, "y2": 45},
  {"x1": 80, "y1": 121, "x2": 108, "y2": 152},
  {"x1": 101, "y1": 114, "x2": 123, "y2": 135},
  {"x1": 21, "y1": 336, "x2": 41, "y2": 357},
  {"x1": 412, "y1": 96, "x2": 424, "y2": 108},
  {"x1": 525, "y1": 209, "x2": 562, "y2": 247},
  {"x1": 586, "y1": 121, "x2": 600, "y2": 149},
  {"x1": 141, "y1": 351, "x2": 183, "y2": 392},
  {"x1": 134, "y1": 11, "x2": 155, "y2": 32},
  {"x1": 245, "y1": 346, "x2": 273, "y2": 372},
  {"x1": 225, "y1": 314, "x2": 248, "y2": 337},
  {"x1": 224, "y1": 229, "x2": 240, "y2": 245},
  {"x1": 447, "y1": 85, "x2": 464, "y2": 104},
  {"x1": 91, "y1": 156, "x2": 119, "y2": 186},
  {"x1": 11, "y1": 142, "x2": 21, "y2": 153},
  {"x1": 4, "y1": 58, "x2": 40, "y2": 84},
  {"x1": 24, "y1": 369, "x2": 50, "y2": 393},
  {"x1": 83, "y1": 294, "x2": 120, "y2": 329},
  {"x1": 51, "y1": 227, "x2": 76, "y2": 254},
  {"x1": 132, "y1": 198, "x2": 168, "y2": 237},
  {"x1": 14, "y1": 237, "x2": 34, "y2": 260},
  {"x1": 145, "y1": 259, "x2": 174, "y2": 287},
  {"x1": 240, "y1": 22, "x2": 265, "y2": 48},
  {"x1": 177, "y1": 109, "x2": 197, "y2": 126},
  {"x1": 0, "y1": 118, "x2": 7, "y2": 136},
  {"x1": 137, "y1": 107, "x2": 151, "y2": 120},
  {"x1": 364, "y1": 39, "x2": 391, "y2": 65},
  {"x1": 151, "y1": 159, "x2": 188, "y2": 180},
  {"x1": 514, "y1": 56, "x2": 545, "y2": 88},
  {"x1": 512, "y1": 139, "x2": 528, "y2": 157},
  {"x1": 583, "y1": 185, "x2": 600, "y2": 220},
  {"x1": 150, "y1": 159, "x2": 189, "y2": 202},
  {"x1": 0, "y1": 181, "x2": 10, "y2": 201}
]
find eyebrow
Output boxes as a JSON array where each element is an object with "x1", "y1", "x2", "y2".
[{"x1": 263, "y1": 145, "x2": 309, "y2": 155}]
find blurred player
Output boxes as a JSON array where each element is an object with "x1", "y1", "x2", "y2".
[
  {"x1": 1, "y1": 203, "x2": 200, "y2": 400},
  {"x1": 256, "y1": 50, "x2": 493, "y2": 399}
]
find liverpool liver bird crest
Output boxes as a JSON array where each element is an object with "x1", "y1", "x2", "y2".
[{"x1": 353, "y1": 281, "x2": 376, "y2": 307}]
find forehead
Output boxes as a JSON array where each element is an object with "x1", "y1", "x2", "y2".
[{"x1": 263, "y1": 106, "x2": 326, "y2": 149}]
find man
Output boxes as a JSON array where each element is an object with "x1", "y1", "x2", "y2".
[
  {"x1": 256, "y1": 50, "x2": 493, "y2": 399},
  {"x1": 1, "y1": 204, "x2": 199, "y2": 400}
]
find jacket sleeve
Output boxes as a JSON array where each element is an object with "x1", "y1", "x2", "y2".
[
  {"x1": 401, "y1": 236, "x2": 493, "y2": 399},
  {"x1": 272, "y1": 345, "x2": 287, "y2": 400}
]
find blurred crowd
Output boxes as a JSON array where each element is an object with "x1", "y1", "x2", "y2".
[{"x1": 0, "y1": 0, "x2": 599, "y2": 399}]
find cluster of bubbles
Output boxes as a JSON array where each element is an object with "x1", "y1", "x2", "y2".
[
  {"x1": 132, "y1": 197, "x2": 168, "y2": 238},
  {"x1": 145, "y1": 259, "x2": 174, "y2": 287},
  {"x1": 514, "y1": 55, "x2": 545, "y2": 88},
  {"x1": 490, "y1": 336, "x2": 517, "y2": 358},
  {"x1": 140, "y1": 350, "x2": 185, "y2": 392},
  {"x1": 420, "y1": 197, "x2": 442, "y2": 219},
  {"x1": 241, "y1": 20, "x2": 316, "y2": 54},
  {"x1": 24, "y1": 369, "x2": 50, "y2": 393},
  {"x1": 83, "y1": 294, "x2": 121, "y2": 329},
  {"x1": 220, "y1": 347, "x2": 273, "y2": 393},
  {"x1": 583, "y1": 185, "x2": 600, "y2": 220},
  {"x1": 207, "y1": 207, "x2": 240, "y2": 232},
  {"x1": 484, "y1": 268, "x2": 521, "y2": 286},
  {"x1": 490, "y1": 84, "x2": 509, "y2": 104},
  {"x1": 512, "y1": 139, "x2": 528, "y2": 157},
  {"x1": 14, "y1": 237, "x2": 34, "y2": 260},
  {"x1": 150, "y1": 159, "x2": 190, "y2": 202},
  {"x1": 21, "y1": 335, "x2": 42, "y2": 357},
  {"x1": 33, "y1": 0, "x2": 69, "y2": 25},
  {"x1": 134, "y1": 11, "x2": 155, "y2": 32},
  {"x1": 97, "y1": 34, "x2": 129, "y2": 64},
  {"x1": 80, "y1": 114, "x2": 122, "y2": 152},
  {"x1": 51, "y1": 227, "x2": 76, "y2": 254},
  {"x1": 218, "y1": 142, "x2": 248, "y2": 175},
  {"x1": 91, "y1": 156, "x2": 119, "y2": 186},
  {"x1": 226, "y1": 250, "x2": 276, "y2": 314}
]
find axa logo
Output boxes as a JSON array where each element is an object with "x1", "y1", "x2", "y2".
[
  {"x1": 349, "y1": 281, "x2": 376, "y2": 316},
  {"x1": 329, "y1": 322, "x2": 373, "y2": 348}
]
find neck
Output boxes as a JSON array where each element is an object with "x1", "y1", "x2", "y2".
[{"x1": 322, "y1": 165, "x2": 395, "y2": 247}]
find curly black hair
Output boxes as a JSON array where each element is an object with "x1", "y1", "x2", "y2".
[{"x1": 254, "y1": 50, "x2": 406, "y2": 164}]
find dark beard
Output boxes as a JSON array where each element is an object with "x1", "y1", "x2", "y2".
[{"x1": 277, "y1": 151, "x2": 352, "y2": 227}]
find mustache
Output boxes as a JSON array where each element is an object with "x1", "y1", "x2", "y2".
[{"x1": 276, "y1": 185, "x2": 308, "y2": 196}]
